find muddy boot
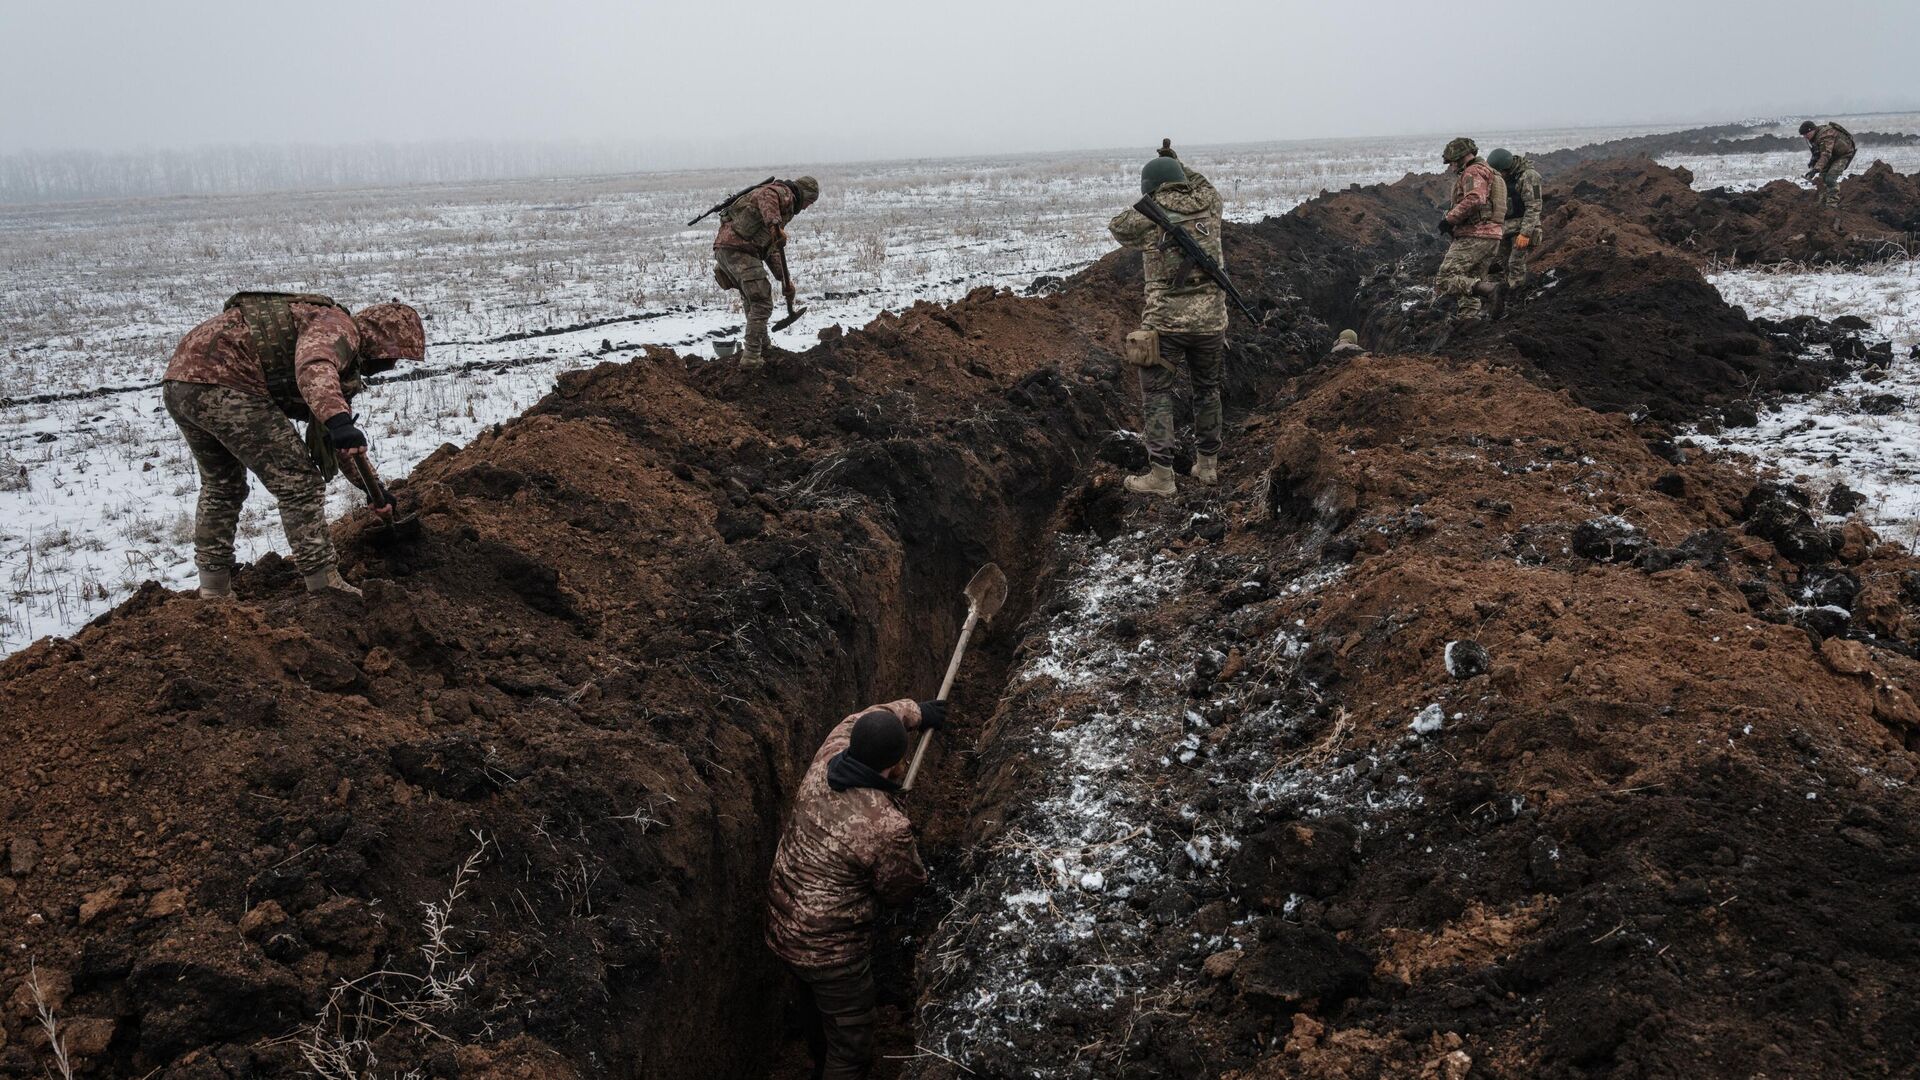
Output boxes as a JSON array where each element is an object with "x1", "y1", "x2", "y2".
[
  {"x1": 303, "y1": 566, "x2": 364, "y2": 601},
  {"x1": 197, "y1": 567, "x2": 232, "y2": 601},
  {"x1": 738, "y1": 349, "x2": 765, "y2": 371},
  {"x1": 1193, "y1": 454, "x2": 1219, "y2": 485},
  {"x1": 1124, "y1": 463, "x2": 1176, "y2": 496},
  {"x1": 1489, "y1": 283, "x2": 1509, "y2": 321}
]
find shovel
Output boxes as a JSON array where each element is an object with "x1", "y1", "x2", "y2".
[
  {"x1": 902, "y1": 562, "x2": 1009, "y2": 792},
  {"x1": 344, "y1": 452, "x2": 422, "y2": 546},
  {"x1": 771, "y1": 246, "x2": 807, "y2": 332},
  {"x1": 771, "y1": 300, "x2": 809, "y2": 333}
]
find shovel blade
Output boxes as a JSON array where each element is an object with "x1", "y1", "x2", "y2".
[
  {"x1": 771, "y1": 306, "x2": 808, "y2": 332},
  {"x1": 965, "y1": 563, "x2": 1009, "y2": 621}
]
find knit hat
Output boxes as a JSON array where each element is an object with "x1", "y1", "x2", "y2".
[{"x1": 848, "y1": 709, "x2": 907, "y2": 770}]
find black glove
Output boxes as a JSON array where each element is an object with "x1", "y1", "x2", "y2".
[
  {"x1": 323, "y1": 412, "x2": 367, "y2": 451},
  {"x1": 1804, "y1": 169, "x2": 1819, "y2": 180},
  {"x1": 1438, "y1": 216, "x2": 1454, "y2": 237},
  {"x1": 916, "y1": 699, "x2": 948, "y2": 731}
]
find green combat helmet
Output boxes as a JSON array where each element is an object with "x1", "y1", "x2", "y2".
[
  {"x1": 1442, "y1": 137, "x2": 1478, "y2": 165},
  {"x1": 1141, "y1": 140, "x2": 1187, "y2": 195},
  {"x1": 1487, "y1": 148, "x2": 1514, "y2": 172},
  {"x1": 792, "y1": 175, "x2": 820, "y2": 208}
]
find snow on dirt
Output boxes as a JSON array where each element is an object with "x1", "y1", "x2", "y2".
[{"x1": 1696, "y1": 259, "x2": 1920, "y2": 546}]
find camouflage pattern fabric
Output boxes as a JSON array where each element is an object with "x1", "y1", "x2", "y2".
[
  {"x1": 1494, "y1": 234, "x2": 1532, "y2": 290},
  {"x1": 714, "y1": 247, "x2": 776, "y2": 358},
  {"x1": 1435, "y1": 237, "x2": 1502, "y2": 316},
  {"x1": 714, "y1": 181, "x2": 800, "y2": 257},
  {"x1": 1139, "y1": 332, "x2": 1225, "y2": 468},
  {"x1": 1502, "y1": 155, "x2": 1543, "y2": 239},
  {"x1": 766, "y1": 699, "x2": 928, "y2": 971},
  {"x1": 1809, "y1": 124, "x2": 1857, "y2": 174},
  {"x1": 1818, "y1": 152, "x2": 1855, "y2": 208},
  {"x1": 786, "y1": 954, "x2": 877, "y2": 1080},
  {"x1": 167, "y1": 302, "x2": 359, "y2": 423},
  {"x1": 1445, "y1": 161, "x2": 1506, "y2": 240},
  {"x1": 352, "y1": 302, "x2": 426, "y2": 363},
  {"x1": 1108, "y1": 171, "x2": 1229, "y2": 335},
  {"x1": 163, "y1": 380, "x2": 335, "y2": 575}
]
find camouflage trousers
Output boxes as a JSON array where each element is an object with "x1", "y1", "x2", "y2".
[
  {"x1": 163, "y1": 380, "x2": 335, "y2": 575},
  {"x1": 1138, "y1": 332, "x2": 1225, "y2": 468},
  {"x1": 1496, "y1": 231, "x2": 1535, "y2": 289},
  {"x1": 1818, "y1": 153, "x2": 1854, "y2": 208},
  {"x1": 788, "y1": 955, "x2": 876, "y2": 1080},
  {"x1": 714, "y1": 247, "x2": 775, "y2": 358},
  {"x1": 1435, "y1": 237, "x2": 1502, "y2": 316}
]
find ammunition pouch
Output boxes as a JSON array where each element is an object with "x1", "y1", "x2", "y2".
[
  {"x1": 1123, "y1": 329, "x2": 1162, "y2": 368},
  {"x1": 305, "y1": 420, "x2": 340, "y2": 482}
]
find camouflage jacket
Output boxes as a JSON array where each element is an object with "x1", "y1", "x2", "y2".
[
  {"x1": 1501, "y1": 156, "x2": 1543, "y2": 238},
  {"x1": 714, "y1": 181, "x2": 799, "y2": 258},
  {"x1": 1809, "y1": 124, "x2": 1856, "y2": 172},
  {"x1": 766, "y1": 700, "x2": 927, "y2": 970},
  {"x1": 1108, "y1": 172, "x2": 1229, "y2": 335},
  {"x1": 164, "y1": 302, "x2": 357, "y2": 422},
  {"x1": 1445, "y1": 160, "x2": 1507, "y2": 240}
]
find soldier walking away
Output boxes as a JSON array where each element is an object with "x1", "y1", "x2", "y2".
[
  {"x1": 162, "y1": 293, "x2": 425, "y2": 601},
  {"x1": 767, "y1": 698, "x2": 945, "y2": 1080},
  {"x1": 1800, "y1": 120, "x2": 1856, "y2": 209},
  {"x1": 1433, "y1": 137, "x2": 1507, "y2": 325},
  {"x1": 1485, "y1": 147, "x2": 1542, "y2": 316},
  {"x1": 711, "y1": 176, "x2": 820, "y2": 369},
  {"x1": 1109, "y1": 140, "x2": 1228, "y2": 497}
]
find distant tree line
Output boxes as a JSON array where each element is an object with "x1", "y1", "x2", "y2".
[{"x1": 0, "y1": 140, "x2": 783, "y2": 204}]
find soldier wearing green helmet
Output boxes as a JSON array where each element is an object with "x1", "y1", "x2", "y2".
[
  {"x1": 1485, "y1": 148, "x2": 1543, "y2": 310},
  {"x1": 1108, "y1": 140, "x2": 1229, "y2": 497},
  {"x1": 1434, "y1": 137, "x2": 1507, "y2": 324}
]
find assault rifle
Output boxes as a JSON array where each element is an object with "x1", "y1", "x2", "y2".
[
  {"x1": 1131, "y1": 197, "x2": 1258, "y2": 323},
  {"x1": 688, "y1": 175, "x2": 777, "y2": 227}
]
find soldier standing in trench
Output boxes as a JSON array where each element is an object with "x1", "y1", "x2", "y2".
[
  {"x1": 1433, "y1": 137, "x2": 1507, "y2": 326},
  {"x1": 712, "y1": 175, "x2": 820, "y2": 369},
  {"x1": 1108, "y1": 140, "x2": 1229, "y2": 497},
  {"x1": 766, "y1": 696, "x2": 946, "y2": 1079},
  {"x1": 1485, "y1": 147, "x2": 1543, "y2": 316},
  {"x1": 1800, "y1": 120, "x2": 1857, "y2": 209},
  {"x1": 162, "y1": 293, "x2": 425, "y2": 601}
]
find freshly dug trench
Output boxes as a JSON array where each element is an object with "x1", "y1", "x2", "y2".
[{"x1": 909, "y1": 353, "x2": 1920, "y2": 1079}]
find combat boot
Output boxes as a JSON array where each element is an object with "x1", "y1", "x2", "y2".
[
  {"x1": 738, "y1": 348, "x2": 766, "y2": 371},
  {"x1": 1124, "y1": 463, "x2": 1176, "y2": 496},
  {"x1": 303, "y1": 566, "x2": 364, "y2": 600},
  {"x1": 1488, "y1": 283, "x2": 1509, "y2": 321},
  {"x1": 1193, "y1": 454, "x2": 1219, "y2": 485},
  {"x1": 197, "y1": 567, "x2": 233, "y2": 600}
]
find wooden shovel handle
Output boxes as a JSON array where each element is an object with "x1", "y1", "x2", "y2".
[{"x1": 901, "y1": 608, "x2": 981, "y2": 792}]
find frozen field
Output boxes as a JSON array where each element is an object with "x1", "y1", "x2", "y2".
[{"x1": 3, "y1": 116, "x2": 1916, "y2": 651}]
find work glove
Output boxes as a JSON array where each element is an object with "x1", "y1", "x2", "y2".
[
  {"x1": 1513, "y1": 233, "x2": 1532, "y2": 250},
  {"x1": 1437, "y1": 217, "x2": 1454, "y2": 237},
  {"x1": 324, "y1": 413, "x2": 368, "y2": 451},
  {"x1": 915, "y1": 699, "x2": 949, "y2": 731}
]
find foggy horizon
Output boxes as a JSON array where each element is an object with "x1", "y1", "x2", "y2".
[{"x1": 7, "y1": 0, "x2": 1918, "y2": 159}]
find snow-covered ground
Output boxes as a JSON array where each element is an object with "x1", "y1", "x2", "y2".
[
  {"x1": 1697, "y1": 260, "x2": 1920, "y2": 547},
  {"x1": 4, "y1": 115, "x2": 1917, "y2": 652}
]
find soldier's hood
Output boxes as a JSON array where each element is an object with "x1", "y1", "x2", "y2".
[
  {"x1": 1152, "y1": 173, "x2": 1221, "y2": 216},
  {"x1": 353, "y1": 302, "x2": 426, "y2": 362}
]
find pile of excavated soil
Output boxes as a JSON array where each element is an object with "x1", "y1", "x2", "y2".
[{"x1": 910, "y1": 353, "x2": 1920, "y2": 1079}]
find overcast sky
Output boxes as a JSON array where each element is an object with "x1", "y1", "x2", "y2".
[{"x1": 5, "y1": 0, "x2": 1917, "y2": 161}]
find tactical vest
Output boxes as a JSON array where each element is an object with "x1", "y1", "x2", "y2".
[
  {"x1": 1828, "y1": 123, "x2": 1855, "y2": 153},
  {"x1": 222, "y1": 291, "x2": 359, "y2": 422},
  {"x1": 1504, "y1": 173, "x2": 1525, "y2": 220}
]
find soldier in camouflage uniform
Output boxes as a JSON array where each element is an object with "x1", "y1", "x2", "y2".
[
  {"x1": 1434, "y1": 137, "x2": 1507, "y2": 322},
  {"x1": 1486, "y1": 148, "x2": 1543, "y2": 302},
  {"x1": 1800, "y1": 121, "x2": 1857, "y2": 209},
  {"x1": 162, "y1": 294, "x2": 425, "y2": 601},
  {"x1": 1108, "y1": 141, "x2": 1228, "y2": 497},
  {"x1": 712, "y1": 176, "x2": 820, "y2": 368},
  {"x1": 767, "y1": 697, "x2": 945, "y2": 1080}
]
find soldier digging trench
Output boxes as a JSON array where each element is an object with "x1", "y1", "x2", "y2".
[
  {"x1": 162, "y1": 292, "x2": 425, "y2": 601},
  {"x1": 1800, "y1": 119, "x2": 1857, "y2": 210},
  {"x1": 705, "y1": 174, "x2": 821, "y2": 369},
  {"x1": 766, "y1": 697, "x2": 946, "y2": 1080}
]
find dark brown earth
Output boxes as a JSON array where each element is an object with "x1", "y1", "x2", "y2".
[{"x1": 1, "y1": 129, "x2": 1917, "y2": 1079}]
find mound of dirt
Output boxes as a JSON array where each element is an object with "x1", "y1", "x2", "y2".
[{"x1": 909, "y1": 353, "x2": 1920, "y2": 1079}]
